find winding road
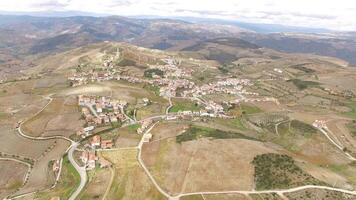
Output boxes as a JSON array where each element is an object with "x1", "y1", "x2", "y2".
[
  {"x1": 10, "y1": 95, "x2": 87, "y2": 200},
  {"x1": 67, "y1": 142, "x2": 87, "y2": 200},
  {"x1": 135, "y1": 121, "x2": 356, "y2": 200}
]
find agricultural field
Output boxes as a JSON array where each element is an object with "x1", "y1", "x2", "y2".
[
  {"x1": 22, "y1": 97, "x2": 84, "y2": 138},
  {"x1": 168, "y1": 98, "x2": 202, "y2": 113},
  {"x1": 114, "y1": 125, "x2": 142, "y2": 147},
  {"x1": 142, "y1": 135, "x2": 276, "y2": 194},
  {"x1": 78, "y1": 167, "x2": 112, "y2": 200},
  {"x1": 0, "y1": 160, "x2": 28, "y2": 199},
  {"x1": 100, "y1": 149, "x2": 166, "y2": 200}
]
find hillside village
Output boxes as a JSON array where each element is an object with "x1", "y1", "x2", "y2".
[{"x1": 65, "y1": 48, "x2": 288, "y2": 172}]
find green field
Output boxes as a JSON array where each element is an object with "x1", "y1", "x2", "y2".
[
  {"x1": 169, "y1": 99, "x2": 202, "y2": 113},
  {"x1": 288, "y1": 79, "x2": 320, "y2": 90},
  {"x1": 346, "y1": 122, "x2": 356, "y2": 137},
  {"x1": 240, "y1": 103, "x2": 262, "y2": 114},
  {"x1": 176, "y1": 125, "x2": 258, "y2": 143},
  {"x1": 344, "y1": 102, "x2": 356, "y2": 119},
  {"x1": 290, "y1": 120, "x2": 317, "y2": 136}
]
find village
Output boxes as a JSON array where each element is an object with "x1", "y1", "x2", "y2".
[{"x1": 65, "y1": 53, "x2": 285, "y2": 172}]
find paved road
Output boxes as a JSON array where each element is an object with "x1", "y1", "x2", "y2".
[
  {"x1": 12, "y1": 95, "x2": 86, "y2": 200},
  {"x1": 67, "y1": 142, "x2": 87, "y2": 200}
]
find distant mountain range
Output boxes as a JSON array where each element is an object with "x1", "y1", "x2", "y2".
[{"x1": 0, "y1": 13, "x2": 355, "y2": 78}]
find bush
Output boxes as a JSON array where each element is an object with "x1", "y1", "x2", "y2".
[{"x1": 144, "y1": 69, "x2": 164, "y2": 78}]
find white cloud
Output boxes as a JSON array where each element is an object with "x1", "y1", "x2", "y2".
[{"x1": 0, "y1": 0, "x2": 355, "y2": 31}]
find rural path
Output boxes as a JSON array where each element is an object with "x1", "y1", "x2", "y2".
[
  {"x1": 176, "y1": 184, "x2": 356, "y2": 198},
  {"x1": 316, "y1": 126, "x2": 356, "y2": 161},
  {"x1": 11, "y1": 95, "x2": 87, "y2": 200},
  {"x1": 133, "y1": 119, "x2": 356, "y2": 200},
  {"x1": 136, "y1": 122, "x2": 175, "y2": 200},
  {"x1": 165, "y1": 97, "x2": 172, "y2": 114},
  {"x1": 101, "y1": 166, "x2": 115, "y2": 200},
  {"x1": 274, "y1": 120, "x2": 289, "y2": 136},
  {"x1": 0, "y1": 157, "x2": 32, "y2": 199}
]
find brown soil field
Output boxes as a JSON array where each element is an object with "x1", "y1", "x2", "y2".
[
  {"x1": 298, "y1": 162, "x2": 352, "y2": 189},
  {"x1": 101, "y1": 149, "x2": 167, "y2": 200},
  {"x1": 79, "y1": 168, "x2": 112, "y2": 199},
  {"x1": 279, "y1": 133, "x2": 349, "y2": 166},
  {"x1": 318, "y1": 71, "x2": 356, "y2": 93},
  {"x1": 0, "y1": 160, "x2": 28, "y2": 199},
  {"x1": 142, "y1": 138, "x2": 276, "y2": 195},
  {"x1": 22, "y1": 96, "x2": 84, "y2": 137},
  {"x1": 136, "y1": 102, "x2": 167, "y2": 120},
  {"x1": 150, "y1": 122, "x2": 188, "y2": 141},
  {"x1": 249, "y1": 101, "x2": 282, "y2": 113},
  {"x1": 115, "y1": 126, "x2": 141, "y2": 147},
  {"x1": 0, "y1": 127, "x2": 56, "y2": 159},
  {"x1": 60, "y1": 84, "x2": 112, "y2": 97},
  {"x1": 327, "y1": 119, "x2": 356, "y2": 154},
  {"x1": 14, "y1": 139, "x2": 70, "y2": 195}
]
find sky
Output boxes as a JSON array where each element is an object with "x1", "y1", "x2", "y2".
[{"x1": 0, "y1": 0, "x2": 356, "y2": 31}]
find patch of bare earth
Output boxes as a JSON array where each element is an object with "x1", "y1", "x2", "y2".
[
  {"x1": 142, "y1": 138, "x2": 276, "y2": 195},
  {"x1": 0, "y1": 160, "x2": 28, "y2": 199}
]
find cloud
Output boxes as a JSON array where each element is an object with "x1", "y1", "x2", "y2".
[
  {"x1": 0, "y1": 0, "x2": 355, "y2": 31},
  {"x1": 30, "y1": 0, "x2": 69, "y2": 10}
]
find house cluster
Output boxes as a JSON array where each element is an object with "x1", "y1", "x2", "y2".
[
  {"x1": 80, "y1": 151, "x2": 97, "y2": 170},
  {"x1": 204, "y1": 100, "x2": 225, "y2": 114},
  {"x1": 312, "y1": 120, "x2": 327, "y2": 129},
  {"x1": 148, "y1": 58, "x2": 193, "y2": 78},
  {"x1": 78, "y1": 95, "x2": 127, "y2": 123},
  {"x1": 159, "y1": 79, "x2": 195, "y2": 97},
  {"x1": 137, "y1": 119, "x2": 154, "y2": 134},
  {"x1": 231, "y1": 97, "x2": 280, "y2": 105},
  {"x1": 79, "y1": 135, "x2": 114, "y2": 171},
  {"x1": 166, "y1": 109, "x2": 229, "y2": 120},
  {"x1": 52, "y1": 159, "x2": 60, "y2": 173},
  {"x1": 80, "y1": 149, "x2": 113, "y2": 170},
  {"x1": 183, "y1": 78, "x2": 252, "y2": 97},
  {"x1": 68, "y1": 67, "x2": 119, "y2": 87},
  {"x1": 89, "y1": 135, "x2": 114, "y2": 149}
]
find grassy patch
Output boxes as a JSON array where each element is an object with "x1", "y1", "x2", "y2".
[
  {"x1": 35, "y1": 155, "x2": 80, "y2": 199},
  {"x1": 169, "y1": 99, "x2": 201, "y2": 113},
  {"x1": 346, "y1": 123, "x2": 356, "y2": 137},
  {"x1": 240, "y1": 103, "x2": 262, "y2": 114},
  {"x1": 127, "y1": 124, "x2": 140, "y2": 132},
  {"x1": 144, "y1": 68, "x2": 164, "y2": 78},
  {"x1": 344, "y1": 102, "x2": 356, "y2": 119},
  {"x1": 290, "y1": 120, "x2": 317, "y2": 136},
  {"x1": 287, "y1": 79, "x2": 320, "y2": 90},
  {"x1": 144, "y1": 84, "x2": 160, "y2": 96},
  {"x1": 117, "y1": 58, "x2": 136, "y2": 66},
  {"x1": 0, "y1": 112, "x2": 9, "y2": 119},
  {"x1": 176, "y1": 125, "x2": 258, "y2": 143},
  {"x1": 252, "y1": 153, "x2": 323, "y2": 190}
]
